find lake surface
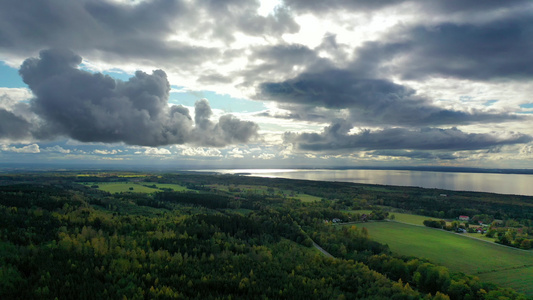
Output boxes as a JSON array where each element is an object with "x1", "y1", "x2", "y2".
[{"x1": 206, "y1": 169, "x2": 533, "y2": 196}]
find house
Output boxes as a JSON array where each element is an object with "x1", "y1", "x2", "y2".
[
  {"x1": 458, "y1": 215, "x2": 470, "y2": 221},
  {"x1": 332, "y1": 218, "x2": 342, "y2": 223}
]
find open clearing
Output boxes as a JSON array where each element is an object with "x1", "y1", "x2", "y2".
[
  {"x1": 86, "y1": 182, "x2": 190, "y2": 193},
  {"x1": 349, "y1": 210, "x2": 442, "y2": 226},
  {"x1": 360, "y1": 221, "x2": 533, "y2": 295},
  {"x1": 390, "y1": 212, "x2": 440, "y2": 225},
  {"x1": 208, "y1": 184, "x2": 322, "y2": 202}
]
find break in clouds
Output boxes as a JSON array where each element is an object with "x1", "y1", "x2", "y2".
[{"x1": 3, "y1": 49, "x2": 258, "y2": 147}]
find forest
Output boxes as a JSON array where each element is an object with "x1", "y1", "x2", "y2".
[{"x1": 0, "y1": 171, "x2": 531, "y2": 299}]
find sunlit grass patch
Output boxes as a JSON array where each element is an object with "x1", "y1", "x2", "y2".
[
  {"x1": 87, "y1": 182, "x2": 159, "y2": 193},
  {"x1": 359, "y1": 221, "x2": 533, "y2": 294}
]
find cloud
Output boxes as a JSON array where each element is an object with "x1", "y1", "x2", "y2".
[
  {"x1": 1, "y1": 143, "x2": 40, "y2": 153},
  {"x1": 281, "y1": 0, "x2": 404, "y2": 14},
  {"x1": 93, "y1": 149, "x2": 118, "y2": 155},
  {"x1": 17, "y1": 49, "x2": 259, "y2": 147},
  {"x1": 44, "y1": 145, "x2": 70, "y2": 153},
  {"x1": 0, "y1": 0, "x2": 297, "y2": 75},
  {"x1": 0, "y1": 0, "x2": 205, "y2": 62},
  {"x1": 180, "y1": 147, "x2": 222, "y2": 157},
  {"x1": 259, "y1": 68, "x2": 524, "y2": 126},
  {"x1": 0, "y1": 109, "x2": 32, "y2": 140},
  {"x1": 144, "y1": 148, "x2": 171, "y2": 155},
  {"x1": 282, "y1": 0, "x2": 531, "y2": 17},
  {"x1": 0, "y1": 88, "x2": 32, "y2": 108},
  {"x1": 391, "y1": 17, "x2": 533, "y2": 81},
  {"x1": 340, "y1": 11, "x2": 533, "y2": 82},
  {"x1": 370, "y1": 150, "x2": 460, "y2": 160},
  {"x1": 254, "y1": 153, "x2": 276, "y2": 159},
  {"x1": 227, "y1": 147, "x2": 245, "y2": 158},
  {"x1": 285, "y1": 123, "x2": 532, "y2": 152}
]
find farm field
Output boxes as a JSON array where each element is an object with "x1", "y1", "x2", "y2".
[
  {"x1": 291, "y1": 193, "x2": 322, "y2": 203},
  {"x1": 208, "y1": 184, "x2": 322, "y2": 202},
  {"x1": 86, "y1": 182, "x2": 190, "y2": 193},
  {"x1": 360, "y1": 221, "x2": 533, "y2": 295},
  {"x1": 391, "y1": 212, "x2": 441, "y2": 225},
  {"x1": 350, "y1": 210, "x2": 441, "y2": 226},
  {"x1": 477, "y1": 266, "x2": 533, "y2": 296},
  {"x1": 148, "y1": 183, "x2": 191, "y2": 192},
  {"x1": 350, "y1": 210, "x2": 495, "y2": 239},
  {"x1": 89, "y1": 182, "x2": 159, "y2": 193}
]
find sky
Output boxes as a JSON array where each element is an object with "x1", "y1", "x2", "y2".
[{"x1": 1, "y1": 0, "x2": 533, "y2": 170}]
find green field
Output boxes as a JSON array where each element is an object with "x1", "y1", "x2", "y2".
[
  {"x1": 391, "y1": 212, "x2": 440, "y2": 225},
  {"x1": 478, "y1": 266, "x2": 533, "y2": 295},
  {"x1": 86, "y1": 182, "x2": 190, "y2": 193},
  {"x1": 360, "y1": 221, "x2": 533, "y2": 295},
  {"x1": 207, "y1": 184, "x2": 322, "y2": 202},
  {"x1": 349, "y1": 210, "x2": 441, "y2": 226},
  {"x1": 291, "y1": 193, "x2": 322, "y2": 203},
  {"x1": 149, "y1": 183, "x2": 191, "y2": 192}
]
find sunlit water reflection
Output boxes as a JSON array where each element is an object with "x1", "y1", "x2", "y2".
[{"x1": 201, "y1": 169, "x2": 533, "y2": 196}]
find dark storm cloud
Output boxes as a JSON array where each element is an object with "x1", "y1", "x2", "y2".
[
  {"x1": 0, "y1": 0, "x2": 185, "y2": 52},
  {"x1": 18, "y1": 49, "x2": 258, "y2": 147},
  {"x1": 0, "y1": 0, "x2": 298, "y2": 68},
  {"x1": 0, "y1": 109, "x2": 32, "y2": 140},
  {"x1": 419, "y1": 0, "x2": 532, "y2": 14},
  {"x1": 0, "y1": 0, "x2": 221, "y2": 70},
  {"x1": 343, "y1": 12, "x2": 533, "y2": 81},
  {"x1": 285, "y1": 123, "x2": 532, "y2": 152},
  {"x1": 259, "y1": 69, "x2": 523, "y2": 126},
  {"x1": 274, "y1": 1, "x2": 533, "y2": 82},
  {"x1": 395, "y1": 17, "x2": 533, "y2": 81}
]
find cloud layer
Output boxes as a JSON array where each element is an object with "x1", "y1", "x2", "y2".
[
  {"x1": 259, "y1": 69, "x2": 524, "y2": 127},
  {"x1": 6, "y1": 49, "x2": 259, "y2": 147},
  {"x1": 1, "y1": 0, "x2": 533, "y2": 166},
  {"x1": 285, "y1": 123, "x2": 532, "y2": 152}
]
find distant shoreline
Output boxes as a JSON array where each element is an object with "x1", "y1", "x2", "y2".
[{"x1": 1, "y1": 163, "x2": 533, "y2": 175}]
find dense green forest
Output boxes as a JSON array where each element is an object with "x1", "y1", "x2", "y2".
[{"x1": 0, "y1": 171, "x2": 531, "y2": 299}]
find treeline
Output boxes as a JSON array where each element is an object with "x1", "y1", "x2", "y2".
[
  {"x1": 423, "y1": 220, "x2": 447, "y2": 229},
  {"x1": 0, "y1": 184, "x2": 424, "y2": 299}
]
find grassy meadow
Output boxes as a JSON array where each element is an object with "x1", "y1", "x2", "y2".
[
  {"x1": 360, "y1": 221, "x2": 533, "y2": 295},
  {"x1": 207, "y1": 184, "x2": 322, "y2": 202},
  {"x1": 349, "y1": 210, "x2": 442, "y2": 226},
  {"x1": 86, "y1": 182, "x2": 191, "y2": 194}
]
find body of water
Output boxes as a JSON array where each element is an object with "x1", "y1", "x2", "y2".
[{"x1": 206, "y1": 169, "x2": 533, "y2": 196}]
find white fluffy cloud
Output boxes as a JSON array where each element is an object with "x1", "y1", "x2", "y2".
[
  {"x1": 144, "y1": 148, "x2": 172, "y2": 155},
  {"x1": 180, "y1": 147, "x2": 222, "y2": 157},
  {"x1": 94, "y1": 149, "x2": 119, "y2": 155},
  {"x1": 1, "y1": 144, "x2": 40, "y2": 153}
]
